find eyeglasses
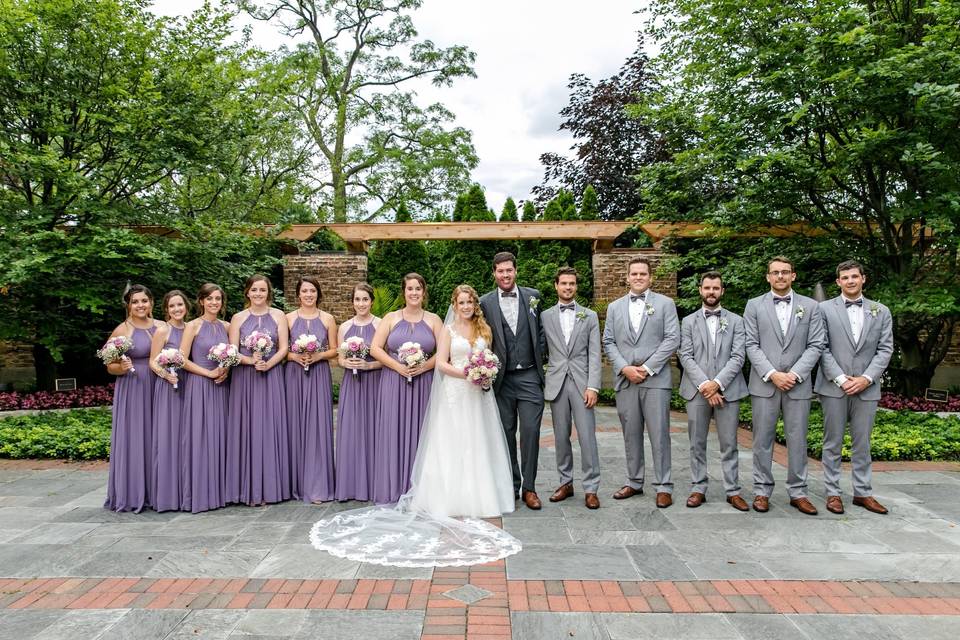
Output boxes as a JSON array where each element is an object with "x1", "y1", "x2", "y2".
[{"x1": 767, "y1": 270, "x2": 793, "y2": 276}]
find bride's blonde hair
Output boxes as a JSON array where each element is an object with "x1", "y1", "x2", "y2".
[{"x1": 450, "y1": 285, "x2": 492, "y2": 345}]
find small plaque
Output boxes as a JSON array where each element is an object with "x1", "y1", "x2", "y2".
[
  {"x1": 925, "y1": 388, "x2": 949, "y2": 403},
  {"x1": 55, "y1": 378, "x2": 77, "y2": 392}
]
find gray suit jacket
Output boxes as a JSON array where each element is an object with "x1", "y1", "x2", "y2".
[
  {"x1": 814, "y1": 296, "x2": 893, "y2": 401},
  {"x1": 602, "y1": 290, "x2": 680, "y2": 391},
  {"x1": 678, "y1": 308, "x2": 748, "y2": 402},
  {"x1": 542, "y1": 303, "x2": 602, "y2": 402},
  {"x1": 479, "y1": 285, "x2": 546, "y2": 392},
  {"x1": 744, "y1": 291, "x2": 825, "y2": 399}
]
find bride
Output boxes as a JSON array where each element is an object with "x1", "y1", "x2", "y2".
[{"x1": 309, "y1": 285, "x2": 520, "y2": 566}]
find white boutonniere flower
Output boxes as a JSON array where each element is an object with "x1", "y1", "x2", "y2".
[
  {"x1": 645, "y1": 304, "x2": 655, "y2": 316},
  {"x1": 528, "y1": 296, "x2": 539, "y2": 311},
  {"x1": 869, "y1": 303, "x2": 879, "y2": 317},
  {"x1": 795, "y1": 306, "x2": 805, "y2": 320},
  {"x1": 718, "y1": 318, "x2": 728, "y2": 334},
  {"x1": 575, "y1": 310, "x2": 586, "y2": 321}
]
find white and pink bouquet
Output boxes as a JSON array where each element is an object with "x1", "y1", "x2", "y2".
[
  {"x1": 397, "y1": 341, "x2": 427, "y2": 383},
  {"x1": 154, "y1": 348, "x2": 185, "y2": 390},
  {"x1": 291, "y1": 334, "x2": 322, "y2": 373},
  {"x1": 338, "y1": 336, "x2": 370, "y2": 376},
  {"x1": 207, "y1": 342, "x2": 240, "y2": 369},
  {"x1": 243, "y1": 331, "x2": 274, "y2": 366},
  {"x1": 464, "y1": 348, "x2": 500, "y2": 392},
  {"x1": 96, "y1": 335, "x2": 136, "y2": 373}
]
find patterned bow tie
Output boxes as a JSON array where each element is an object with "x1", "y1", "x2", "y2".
[
  {"x1": 704, "y1": 310, "x2": 721, "y2": 318},
  {"x1": 844, "y1": 298, "x2": 863, "y2": 308},
  {"x1": 630, "y1": 293, "x2": 646, "y2": 303},
  {"x1": 500, "y1": 290, "x2": 517, "y2": 298},
  {"x1": 559, "y1": 303, "x2": 575, "y2": 312},
  {"x1": 773, "y1": 295, "x2": 791, "y2": 305}
]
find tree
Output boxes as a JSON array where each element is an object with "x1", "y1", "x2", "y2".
[
  {"x1": 367, "y1": 201, "x2": 429, "y2": 294},
  {"x1": 499, "y1": 197, "x2": 518, "y2": 222},
  {"x1": 242, "y1": 0, "x2": 479, "y2": 221},
  {"x1": 580, "y1": 185, "x2": 600, "y2": 220},
  {"x1": 521, "y1": 200, "x2": 537, "y2": 222},
  {"x1": 533, "y1": 35, "x2": 666, "y2": 220},
  {"x1": 637, "y1": 0, "x2": 960, "y2": 395}
]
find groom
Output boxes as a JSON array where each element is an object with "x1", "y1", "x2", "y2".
[{"x1": 480, "y1": 251, "x2": 546, "y2": 510}]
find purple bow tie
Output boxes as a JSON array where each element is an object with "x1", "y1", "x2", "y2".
[
  {"x1": 844, "y1": 298, "x2": 863, "y2": 308},
  {"x1": 704, "y1": 310, "x2": 720, "y2": 318},
  {"x1": 559, "y1": 303, "x2": 575, "y2": 312},
  {"x1": 773, "y1": 295, "x2": 791, "y2": 305},
  {"x1": 500, "y1": 290, "x2": 517, "y2": 298}
]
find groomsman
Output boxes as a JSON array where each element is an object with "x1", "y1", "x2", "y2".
[
  {"x1": 480, "y1": 252, "x2": 547, "y2": 510},
  {"x1": 677, "y1": 272, "x2": 750, "y2": 511},
  {"x1": 744, "y1": 256, "x2": 825, "y2": 515},
  {"x1": 542, "y1": 267, "x2": 602, "y2": 509},
  {"x1": 814, "y1": 260, "x2": 893, "y2": 515},
  {"x1": 602, "y1": 257, "x2": 680, "y2": 507}
]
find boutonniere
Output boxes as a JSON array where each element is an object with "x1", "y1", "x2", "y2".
[
  {"x1": 645, "y1": 304, "x2": 655, "y2": 316},
  {"x1": 795, "y1": 306, "x2": 805, "y2": 320},
  {"x1": 869, "y1": 303, "x2": 879, "y2": 317},
  {"x1": 718, "y1": 318, "x2": 729, "y2": 334},
  {"x1": 575, "y1": 310, "x2": 586, "y2": 321},
  {"x1": 528, "y1": 296, "x2": 539, "y2": 311}
]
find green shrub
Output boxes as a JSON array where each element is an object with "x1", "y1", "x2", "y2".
[{"x1": 0, "y1": 408, "x2": 112, "y2": 460}]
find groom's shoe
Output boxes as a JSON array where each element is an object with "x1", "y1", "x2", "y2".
[
  {"x1": 522, "y1": 490, "x2": 542, "y2": 510},
  {"x1": 613, "y1": 486, "x2": 642, "y2": 500},
  {"x1": 549, "y1": 483, "x2": 574, "y2": 503}
]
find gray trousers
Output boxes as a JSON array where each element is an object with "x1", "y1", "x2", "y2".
[
  {"x1": 615, "y1": 385, "x2": 672, "y2": 494},
  {"x1": 820, "y1": 394, "x2": 878, "y2": 498},
  {"x1": 751, "y1": 391, "x2": 810, "y2": 499},
  {"x1": 496, "y1": 367, "x2": 545, "y2": 494},
  {"x1": 686, "y1": 395, "x2": 741, "y2": 496},
  {"x1": 550, "y1": 375, "x2": 601, "y2": 493}
]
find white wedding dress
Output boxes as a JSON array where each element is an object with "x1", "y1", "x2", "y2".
[{"x1": 309, "y1": 326, "x2": 520, "y2": 567}]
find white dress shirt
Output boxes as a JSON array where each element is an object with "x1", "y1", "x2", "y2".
[
  {"x1": 698, "y1": 306, "x2": 725, "y2": 393},
  {"x1": 834, "y1": 296, "x2": 873, "y2": 387},
  {"x1": 628, "y1": 290, "x2": 647, "y2": 335},
  {"x1": 559, "y1": 302, "x2": 576, "y2": 344},
  {"x1": 498, "y1": 286, "x2": 519, "y2": 334},
  {"x1": 764, "y1": 290, "x2": 803, "y2": 383}
]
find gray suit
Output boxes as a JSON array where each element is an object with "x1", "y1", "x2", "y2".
[
  {"x1": 678, "y1": 308, "x2": 748, "y2": 496},
  {"x1": 744, "y1": 291, "x2": 825, "y2": 499},
  {"x1": 543, "y1": 302, "x2": 602, "y2": 493},
  {"x1": 814, "y1": 296, "x2": 893, "y2": 497},
  {"x1": 602, "y1": 290, "x2": 680, "y2": 494},
  {"x1": 480, "y1": 286, "x2": 546, "y2": 494}
]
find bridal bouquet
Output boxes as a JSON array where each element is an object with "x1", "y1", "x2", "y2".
[
  {"x1": 338, "y1": 336, "x2": 369, "y2": 376},
  {"x1": 243, "y1": 331, "x2": 274, "y2": 358},
  {"x1": 397, "y1": 341, "x2": 427, "y2": 383},
  {"x1": 207, "y1": 342, "x2": 240, "y2": 369},
  {"x1": 291, "y1": 334, "x2": 322, "y2": 374},
  {"x1": 464, "y1": 348, "x2": 500, "y2": 391},
  {"x1": 96, "y1": 336, "x2": 136, "y2": 373},
  {"x1": 154, "y1": 348, "x2": 185, "y2": 390}
]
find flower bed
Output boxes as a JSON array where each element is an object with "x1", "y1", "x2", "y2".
[
  {"x1": 0, "y1": 385, "x2": 115, "y2": 411},
  {"x1": 878, "y1": 392, "x2": 960, "y2": 413}
]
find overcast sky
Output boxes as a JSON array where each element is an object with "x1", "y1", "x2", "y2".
[{"x1": 153, "y1": 1, "x2": 644, "y2": 214}]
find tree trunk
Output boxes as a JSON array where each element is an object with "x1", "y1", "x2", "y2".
[{"x1": 32, "y1": 342, "x2": 58, "y2": 392}]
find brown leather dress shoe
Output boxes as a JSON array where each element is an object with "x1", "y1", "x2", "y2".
[
  {"x1": 726, "y1": 495, "x2": 749, "y2": 511},
  {"x1": 752, "y1": 495, "x2": 769, "y2": 512},
  {"x1": 549, "y1": 483, "x2": 574, "y2": 503},
  {"x1": 826, "y1": 496, "x2": 844, "y2": 514},
  {"x1": 655, "y1": 492, "x2": 673, "y2": 508},
  {"x1": 584, "y1": 493, "x2": 600, "y2": 509},
  {"x1": 613, "y1": 486, "x2": 642, "y2": 500},
  {"x1": 522, "y1": 490, "x2": 542, "y2": 510},
  {"x1": 789, "y1": 497, "x2": 819, "y2": 515},
  {"x1": 685, "y1": 492, "x2": 706, "y2": 508},
  {"x1": 852, "y1": 495, "x2": 888, "y2": 514}
]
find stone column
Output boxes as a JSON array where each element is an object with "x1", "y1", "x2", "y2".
[{"x1": 283, "y1": 252, "x2": 368, "y2": 323}]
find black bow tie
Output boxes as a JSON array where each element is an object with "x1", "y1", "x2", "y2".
[
  {"x1": 773, "y1": 295, "x2": 791, "y2": 305},
  {"x1": 559, "y1": 303, "x2": 575, "y2": 312},
  {"x1": 704, "y1": 310, "x2": 721, "y2": 318},
  {"x1": 500, "y1": 290, "x2": 517, "y2": 298},
  {"x1": 630, "y1": 293, "x2": 646, "y2": 303},
  {"x1": 844, "y1": 298, "x2": 863, "y2": 308}
]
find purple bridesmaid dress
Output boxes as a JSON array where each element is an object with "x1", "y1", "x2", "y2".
[
  {"x1": 180, "y1": 320, "x2": 228, "y2": 513},
  {"x1": 371, "y1": 318, "x2": 436, "y2": 504},
  {"x1": 105, "y1": 326, "x2": 155, "y2": 512},
  {"x1": 286, "y1": 313, "x2": 335, "y2": 503},
  {"x1": 152, "y1": 325, "x2": 186, "y2": 512},
  {"x1": 226, "y1": 312, "x2": 291, "y2": 505},
  {"x1": 334, "y1": 321, "x2": 380, "y2": 501}
]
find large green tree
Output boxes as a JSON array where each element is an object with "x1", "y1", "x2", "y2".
[
  {"x1": 637, "y1": 0, "x2": 960, "y2": 394},
  {"x1": 241, "y1": 0, "x2": 479, "y2": 221}
]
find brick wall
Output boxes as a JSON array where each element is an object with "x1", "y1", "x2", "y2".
[
  {"x1": 592, "y1": 249, "x2": 678, "y2": 308},
  {"x1": 283, "y1": 252, "x2": 368, "y2": 324}
]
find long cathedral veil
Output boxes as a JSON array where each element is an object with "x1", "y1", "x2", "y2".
[{"x1": 308, "y1": 306, "x2": 521, "y2": 567}]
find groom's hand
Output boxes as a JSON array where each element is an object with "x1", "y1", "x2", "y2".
[{"x1": 583, "y1": 389, "x2": 598, "y2": 409}]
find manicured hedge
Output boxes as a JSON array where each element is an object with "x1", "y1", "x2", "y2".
[{"x1": 0, "y1": 408, "x2": 111, "y2": 460}]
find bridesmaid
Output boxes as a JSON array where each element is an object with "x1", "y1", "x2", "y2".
[
  {"x1": 227, "y1": 274, "x2": 291, "y2": 506},
  {"x1": 370, "y1": 273, "x2": 442, "y2": 504},
  {"x1": 334, "y1": 283, "x2": 383, "y2": 502},
  {"x1": 179, "y1": 284, "x2": 231, "y2": 513},
  {"x1": 149, "y1": 290, "x2": 189, "y2": 512},
  {"x1": 104, "y1": 284, "x2": 161, "y2": 512},
  {"x1": 285, "y1": 276, "x2": 339, "y2": 503}
]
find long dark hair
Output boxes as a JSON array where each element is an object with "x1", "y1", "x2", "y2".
[
  {"x1": 196, "y1": 283, "x2": 227, "y2": 318},
  {"x1": 161, "y1": 289, "x2": 190, "y2": 322},
  {"x1": 123, "y1": 284, "x2": 154, "y2": 318}
]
